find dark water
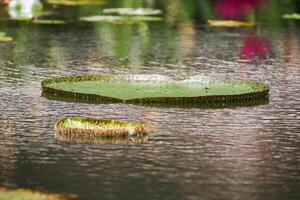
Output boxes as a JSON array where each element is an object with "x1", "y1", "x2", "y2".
[{"x1": 0, "y1": 1, "x2": 300, "y2": 200}]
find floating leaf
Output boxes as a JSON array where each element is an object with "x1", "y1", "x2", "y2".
[
  {"x1": 0, "y1": 32, "x2": 13, "y2": 42},
  {"x1": 47, "y1": 0, "x2": 104, "y2": 6},
  {"x1": 80, "y1": 15, "x2": 162, "y2": 23},
  {"x1": 207, "y1": 19, "x2": 256, "y2": 27},
  {"x1": 103, "y1": 8, "x2": 162, "y2": 16},
  {"x1": 32, "y1": 19, "x2": 66, "y2": 24},
  {"x1": 55, "y1": 118, "x2": 147, "y2": 138},
  {"x1": 282, "y1": 13, "x2": 300, "y2": 20},
  {"x1": 0, "y1": 187, "x2": 77, "y2": 200},
  {"x1": 41, "y1": 74, "x2": 269, "y2": 108}
]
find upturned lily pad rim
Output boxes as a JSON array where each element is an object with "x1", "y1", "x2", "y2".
[
  {"x1": 54, "y1": 131, "x2": 148, "y2": 144},
  {"x1": 42, "y1": 74, "x2": 269, "y2": 108},
  {"x1": 55, "y1": 117, "x2": 147, "y2": 137}
]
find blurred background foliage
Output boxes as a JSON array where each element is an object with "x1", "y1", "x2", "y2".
[{"x1": 0, "y1": 0, "x2": 299, "y2": 69}]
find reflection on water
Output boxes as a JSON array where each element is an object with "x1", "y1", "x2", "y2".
[
  {"x1": 0, "y1": 0, "x2": 300, "y2": 200},
  {"x1": 8, "y1": 0, "x2": 42, "y2": 19},
  {"x1": 54, "y1": 132, "x2": 149, "y2": 144},
  {"x1": 240, "y1": 34, "x2": 272, "y2": 60}
]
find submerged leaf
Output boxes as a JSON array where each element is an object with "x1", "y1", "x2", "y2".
[
  {"x1": 103, "y1": 8, "x2": 162, "y2": 16},
  {"x1": 282, "y1": 13, "x2": 300, "y2": 20},
  {"x1": 207, "y1": 19, "x2": 256, "y2": 27}
]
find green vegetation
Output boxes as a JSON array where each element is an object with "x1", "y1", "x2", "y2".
[
  {"x1": 43, "y1": 74, "x2": 268, "y2": 99},
  {"x1": 207, "y1": 20, "x2": 256, "y2": 27},
  {"x1": 54, "y1": 131, "x2": 148, "y2": 144},
  {"x1": 48, "y1": 81, "x2": 256, "y2": 100},
  {"x1": 0, "y1": 188, "x2": 76, "y2": 200},
  {"x1": 55, "y1": 117, "x2": 147, "y2": 137},
  {"x1": 103, "y1": 8, "x2": 162, "y2": 16},
  {"x1": 283, "y1": 13, "x2": 300, "y2": 20},
  {"x1": 80, "y1": 15, "x2": 162, "y2": 23},
  {"x1": 41, "y1": 74, "x2": 269, "y2": 108},
  {"x1": 46, "y1": 0, "x2": 104, "y2": 6},
  {"x1": 31, "y1": 19, "x2": 66, "y2": 24}
]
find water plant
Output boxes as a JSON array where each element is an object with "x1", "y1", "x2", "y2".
[
  {"x1": 207, "y1": 19, "x2": 256, "y2": 27},
  {"x1": 54, "y1": 131, "x2": 148, "y2": 144},
  {"x1": 55, "y1": 117, "x2": 147, "y2": 138},
  {"x1": 282, "y1": 13, "x2": 300, "y2": 20},
  {"x1": 46, "y1": 0, "x2": 104, "y2": 6},
  {"x1": 41, "y1": 74, "x2": 269, "y2": 108},
  {"x1": 80, "y1": 15, "x2": 162, "y2": 23},
  {"x1": 0, "y1": 187, "x2": 77, "y2": 200},
  {"x1": 102, "y1": 8, "x2": 162, "y2": 16}
]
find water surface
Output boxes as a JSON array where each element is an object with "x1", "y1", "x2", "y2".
[{"x1": 0, "y1": 1, "x2": 300, "y2": 200}]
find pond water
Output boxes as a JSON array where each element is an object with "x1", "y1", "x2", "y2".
[{"x1": 0, "y1": 1, "x2": 300, "y2": 200}]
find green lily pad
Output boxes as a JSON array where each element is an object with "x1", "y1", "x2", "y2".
[
  {"x1": 0, "y1": 32, "x2": 13, "y2": 42},
  {"x1": 80, "y1": 15, "x2": 162, "y2": 23},
  {"x1": 0, "y1": 18, "x2": 66, "y2": 25},
  {"x1": 0, "y1": 188, "x2": 77, "y2": 200},
  {"x1": 31, "y1": 19, "x2": 66, "y2": 24},
  {"x1": 103, "y1": 8, "x2": 162, "y2": 16},
  {"x1": 282, "y1": 13, "x2": 300, "y2": 20},
  {"x1": 207, "y1": 20, "x2": 256, "y2": 27},
  {"x1": 55, "y1": 118, "x2": 147, "y2": 137},
  {"x1": 42, "y1": 74, "x2": 269, "y2": 108},
  {"x1": 47, "y1": 0, "x2": 104, "y2": 6}
]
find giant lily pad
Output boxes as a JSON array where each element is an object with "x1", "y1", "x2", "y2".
[
  {"x1": 103, "y1": 8, "x2": 162, "y2": 16},
  {"x1": 207, "y1": 20, "x2": 256, "y2": 27},
  {"x1": 55, "y1": 118, "x2": 147, "y2": 137},
  {"x1": 41, "y1": 74, "x2": 269, "y2": 108},
  {"x1": 0, "y1": 187, "x2": 77, "y2": 200}
]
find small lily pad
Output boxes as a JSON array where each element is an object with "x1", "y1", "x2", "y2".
[
  {"x1": 282, "y1": 13, "x2": 300, "y2": 20},
  {"x1": 55, "y1": 131, "x2": 148, "y2": 144},
  {"x1": 103, "y1": 8, "x2": 162, "y2": 16},
  {"x1": 31, "y1": 19, "x2": 66, "y2": 24},
  {"x1": 207, "y1": 19, "x2": 256, "y2": 27},
  {"x1": 42, "y1": 74, "x2": 269, "y2": 108},
  {"x1": 0, "y1": 188, "x2": 77, "y2": 200},
  {"x1": 55, "y1": 118, "x2": 147, "y2": 137},
  {"x1": 47, "y1": 0, "x2": 104, "y2": 6},
  {"x1": 80, "y1": 15, "x2": 162, "y2": 23},
  {"x1": 0, "y1": 32, "x2": 13, "y2": 42}
]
